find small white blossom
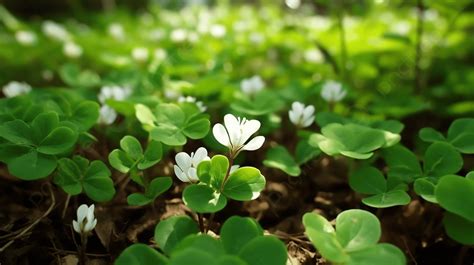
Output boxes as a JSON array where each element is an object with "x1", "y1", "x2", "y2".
[
  {"x1": 97, "y1": 105, "x2": 117, "y2": 125},
  {"x1": 2, "y1": 81, "x2": 32, "y2": 98},
  {"x1": 321, "y1": 81, "x2": 347, "y2": 102},
  {"x1": 73, "y1": 204, "x2": 97, "y2": 235},
  {"x1": 213, "y1": 114, "x2": 265, "y2": 156},
  {"x1": 170, "y1": 28, "x2": 188, "y2": 43},
  {"x1": 174, "y1": 147, "x2": 210, "y2": 182},
  {"x1": 210, "y1": 24, "x2": 226, "y2": 38},
  {"x1": 63, "y1": 42, "x2": 83, "y2": 58},
  {"x1": 42, "y1": 21, "x2": 70, "y2": 42},
  {"x1": 289, "y1": 102, "x2": 315, "y2": 128},
  {"x1": 240, "y1": 75, "x2": 265, "y2": 96},
  {"x1": 178, "y1": 96, "x2": 207, "y2": 112},
  {"x1": 304, "y1": 49, "x2": 323, "y2": 63},
  {"x1": 108, "y1": 23, "x2": 125, "y2": 40},
  {"x1": 98, "y1": 85, "x2": 132, "y2": 104},
  {"x1": 15, "y1": 30, "x2": 37, "y2": 46},
  {"x1": 285, "y1": 0, "x2": 301, "y2": 9},
  {"x1": 154, "y1": 48, "x2": 167, "y2": 61},
  {"x1": 131, "y1": 47, "x2": 149, "y2": 63}
]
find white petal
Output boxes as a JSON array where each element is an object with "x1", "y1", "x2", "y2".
[
  {"x1": 292, "y1": 101, "x2": 304, "y2": 114},
  {"x1": 289, "y1": 110, "x2": 299, "y2": 125},
  {"x1": 175, "y1": 152, "x2": 192, "y2": 171},
  {"x1": 86, "y1": 205, "x2": 95, "y2": 224},
  {"x1": 213, "y1": 123, "x2": 230, "y2": 147},
  {"x1": 73, "y1": 220, "x2": 81, "y2": 233},
  {"x1": 77, "y1": 204, "x2": 89, "y2": 223},
  {"x1": 174, "y1": 165, "x2": 189, "y2": 182},
  {"x1": 240, "y1": 119, "x2": 261, "y2": 145},
  {"x1": 187, "y1": 167, "x2": 198, "y2": 182},
  {"x1": 302, "y1": 115, "x2": 315, "y2": 128},
  {"x1": 303, "y1": 105, "x2": 315, "y2": 120},
  {"x1": 224, "y1": 114, "x2": 241, "y2": 146},
  {"x1": 242, "y1": 136, "x2": 265, "y2": 151},
  {"x1": 192, "y1": 147, "x2": 208, "y2": 167}
]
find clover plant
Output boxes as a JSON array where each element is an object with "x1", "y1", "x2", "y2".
[
  {"x1": 419, "y1": 118, "x2": 474, "y2": 154},
  {"x1": 0, "y1": 111, "x2": 78, "y2": 180},
  {"x1": 115, "y1": 215, "x2": 288, "y2": 265},
  {"x1": 135, "y1": 103, "x2": 210, "y2": 146},
  {"x1": 54, "y1": 155, "x2": 115, "y2": 202},
  {"x1": 108, "y1": 135, "x2": 172, "y2": 206},
  {"x1": 303, "y1": 209, "x2": 406, "y2": 265}
]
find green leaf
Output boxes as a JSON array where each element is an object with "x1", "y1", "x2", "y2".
[
  {"x1": 336, "y1": 209, "x2": 381, "y2": 252},
  {"x1": 145, "y1": 177, "x2": 173, "y2": 200},
  {"x1": 138, "y1": 140, "x2": 162, "y2": 170},
  {"x1": 423, "y1": 142, "x2": 463, "y2": 178},
  {"x1": 263, "y1": 146, "x2": 301, "y2": 177},
  {"x1": 207, "y1": 155, "x2": 229, "y2": 189},
  {"x1": 154, "y1": 215, "x2": 199, "y2": 255},
  {"x1": 108, "y1": 149, "x2": 134, "y2": 173},
  {"x1": 127, "y1": 193, "x2": 153, "y2": 206},
  {"x1": 83, "y1": 160, "x2": 115, "y2": 202},
  {"x1": 151, "y1": 124, "x2": 187, "y2": 146},
  {"x1": 115, "y1": 244, "x2": 168, "y2": 265},
  {"x1": 183, "y1": 184, "x2": 227, "y2": 213},
  {"x1": 435, "y1": 175, "x2": 474, "y2": 222},
  {"x1": 183, "y1": 115, "x2": 210, "y2": 139},
  {"x1": 414, "y1": 178, "x2": 437, "y2": 203},
  {"x1": 349, "y1": 166, "x2": 386, "y2": 195},
  {"x1": 37, "y1": 127, "x2": 77, "y2": 155},
  {"x1": 347, "y1": 243, "x2": 406, "y2": 265},
  {"x1": 295, "y1": 139, "x2": 320, "y2": 165},
  {"x1": 382, "y1": 145, "x2": 422, "y2": 183},
  {"x1": 223, "y1": 167, "x2": 266, "y2": 201},
  {"x1": 443, "y1": 212, "x2": 474, "y2": 245},
  {"x1": 172, "y1": 234, "x2": 225, "y2": 257},
  {"x1": 169, "y1": 249, "x2": 217, "y2": 265},
  {"x1": 120, "y1": 136, "x2": 143, "y2": 161},
  {"x1": 217, "y1": 256, "x2": 247, "y2": 265},
  {"x1": 8, "y1": 150, "x2": 56, "y2": 180},
  {"x1": 238, "y1": 236, "x2": 288, "y2": 265},
  {"x1": 419, "y1": 128, "x2": 446, "y2": 143},
  {"x1": 70, "y1": 101, "x2": 100, "y2": 132},
  {"x1": 362, "y1": 190, "x2": 411, "y2": 208},
  {"x1": 220, "y1": 216, "x2": 263, "y2": 254},
  {"x1": 31, "y1": 112, "x2": 59, "y2": 143},
  {"x1": 0, "y1": 119, "x2": 33, "y2": 145},
  {"x1": 54, "y1": 157, "x2": 83, "y2": 195},
  {"x1": 447, "y1": 118, "x2": 474, "y2": 153},
  {"x1": 135, "y1": 104, "x2": 156, "y2": 128}
]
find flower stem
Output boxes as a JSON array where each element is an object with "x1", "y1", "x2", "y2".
[
  {"x1": 197, "y1": 213, "x2": 205, "y2": 233},
  {"x1": 61, "y1": 194, "x2": 71, "y2": 219},
  {"x1": 79, "y1": 234, "x2": 87, "y2": 265}
]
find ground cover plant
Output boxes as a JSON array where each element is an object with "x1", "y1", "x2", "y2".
[{"x1": 0, "y1": 0, "x2": 473, "y2": 264}]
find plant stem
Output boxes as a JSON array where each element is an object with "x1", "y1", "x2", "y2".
[
  {"x1": 414, "y1": 0, "x2": 425, "y2": 94},
  {"x1": 61, "y1": 194, "x2": 71, "y2": 219},
  {"x1": 79, "y1": 234, "x2": 88, "y2": 265},
  {"x1": 197, "y1": 213, "x2": 205, "y2": 233},
  {"x1": 206, "y1": 213, "x2": 215, "y2": 233}
]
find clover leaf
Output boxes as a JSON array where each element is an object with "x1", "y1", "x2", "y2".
[
  {"x1": 0, "y1": 112, "x2": 78, "y2": 180},
  {"x1": 419, "y1": 118, "x2": 474, "y2": 154},
  {"x1": 309, "y1": 123, "x2": 400, "y2": 159},
  {"x1": 109, "y1": 135, "x2": 163, "y2": 175},
  {"x1": 183, "y1": 155, "x2": 265, "y2": 213},
  {"x1": 54, "y1": 155, "x2": 115, "y2": 202},
  {"x1": 149, "y1": 215, "x2": 287, "y2": 265},
  {"x1": 382, "y1": 145, "x2": 423, "y2": 183},
  {"x1": 135, "y1": 103, "x2": 210, "y2": 146},
  {"x1": 115, "y1": 243, "x2": 168, "y2": 265},
  {"x1": 230, "y1": 91, "x2": 284, "y2": 116},
  {"x1": 263, "y1": 145, "x2": 301, "y2": 177},
  {"x1": 349, "y1": 166, "x2": 410, "y2": 208},
  {"x1": 127, "y1": 177, "x2": 173, "y2": 206},
  {"x1": 303, "y1": 210, "x2": 406, "y2": 265}
]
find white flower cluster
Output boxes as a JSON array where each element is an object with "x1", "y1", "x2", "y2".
[
  {"x1": 97, "y1": 86, "x2": 132, "y2": 125},
  {"x1": 41, "y1": 20, "x2": 83, "y2": 59},
  {"x1": 240, "y1": 75, "x2": 265, "y2": 96},
  {"x1": 2, "y1": 81, "x2": 32, "y2": 98}
]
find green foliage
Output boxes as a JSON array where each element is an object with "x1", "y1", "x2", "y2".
[
  {"x1": 183, "y1": 155, "x2": 265, "y2": 213},
  {"x1": 263, "y1": 145, "x2": 301, "y2": 177},
  {"x1": 419, "y1": 118, "x2": 474, "y2": 154},
  {"x1": 54, "y1": 155, "x2": 115, "y2": 202},
  {"x1": 154, "y1": 215, "x2": 200, "y2": 255},
  {"x1": 115, "y1": 244, "x2": 168, "y2": 265},
  {"x1": 303, "y1": 210, "x2": 406, "y2": 265},
  {"x1": 309, "y1": 123, "x2": 400, "y2": 159},
  {"x1": 349, "y1": 166, "x2": 410, "y2": 208},
  {"x1": 127, "y1": 177, "x2": 173, "y2": 206},
  {"x1": 0, "y1": 111, "x2": 78, "y2": 180},
  {"x1": 231, "y1": 91, "x2": 284, "y2": 116},
  {"x1": 135, "y1": 103, "x2": 210, "y2": 146}
]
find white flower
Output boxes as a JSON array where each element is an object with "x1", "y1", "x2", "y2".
[
  {"x1": 15, "y1": 31, "x2": 37, "y2": 46},
  {"x1": 97, "y1": 105, "x2": 117, "y2": 125},
  {"x1": 289, "y1": 102, "x2": 315, "y2": 128},
  {"x1": 108, "y1": 23, "x2": 125, "y2": 40},
  {"x1": 132, "y1": 47, "x2": 149, "y2": 63},
  {"x1": 321, "y1": 81, "x2": 347, "y2": 102},
  {"x1": 154, "y1": 48, "x2": 167, "y2": 61},
  {"x1": 98, "y1": 85, "x2": 132, "y2": 104},
  {"x1": 72, "y1": 204, "x2": 97, "y2": 235},
  {"x1": 304, "y1": 49, "x2": 323, "y2": 63},
  {"x1": 212, "y1": 114, "x2": 265, "y2": 156},
  {"x1": 174, "y1": 147, "x2": 210, "y2": 182},
  {"x1": 210, "y1": 24, "x2": 226, "y2": 38},
  {"x1": 2, "y1": 81, "x2": 32, "y2": 98},
  {"x1": 42, "y1": 21, "x2": 70, "y2": 42},
  {"x1": 63, "y1": 42, "x2": 83, "y2": 58},
  {"x1": 240, "y1": 75, "x2": 265, "y2": 96},
  {"x1": 170, "y1": 28, "x2": 188, "y2": 43},
  {"x1": 178, "y1": 96, "x2": 207, "y2": 112},
  {"x1": 285, "y1": 0, "x2": 301, "y2": 9}
]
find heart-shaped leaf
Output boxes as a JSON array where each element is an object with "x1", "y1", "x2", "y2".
[
  {"x1": 154, "y1": 215, "x2": 199, "y2": 255},
  {"x1": 223, "y1": 167, "x2": 266, "y2": 201},
  {"x1": 183, "y1": 184, "x2": 227, "y2": 213},
  {"x1": 263, "y1": 145, "x2": 301, "y2": 177}
]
